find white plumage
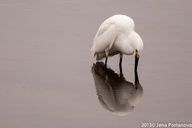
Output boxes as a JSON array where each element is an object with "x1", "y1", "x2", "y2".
[{"x1": 91, "y1": 14, "x2": 144, "y2": 70}]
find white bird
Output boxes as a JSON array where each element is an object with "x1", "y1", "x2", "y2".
[{"x1": 91, "y1": 14, "x2": 144, "y2": 71}]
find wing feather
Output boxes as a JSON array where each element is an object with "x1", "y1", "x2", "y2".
[{"x1": 91, "y1": 22, "x2": 117, "y2": 58}]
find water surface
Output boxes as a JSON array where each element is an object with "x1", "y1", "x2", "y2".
[{"x1": 0, "y1": 0, "x2": 192, "y2": 128}]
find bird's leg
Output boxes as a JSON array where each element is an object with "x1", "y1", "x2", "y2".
[
  {"x1": 105, "y1": 56, "x2": 108, "y2": 69},
  {"x1": 119, "y1": 54, "x2": 123, "y2": 74}
]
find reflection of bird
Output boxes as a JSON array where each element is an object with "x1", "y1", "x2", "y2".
[
  {"x1": 91, "y1": 62, "x2": 143, "y2": 116},
  {"x1": 90, "y1": 14, "x2": 144, "y2": 71}
]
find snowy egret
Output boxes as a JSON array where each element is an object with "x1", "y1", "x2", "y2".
[{"x1": 91, "y1": 14, "x2": 144, "y2": 71}]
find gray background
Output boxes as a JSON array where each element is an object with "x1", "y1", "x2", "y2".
[{"x1": 0, "y1": 0, "x2": 192, "y2": 128}]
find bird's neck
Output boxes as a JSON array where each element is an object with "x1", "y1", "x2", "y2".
[{"x1": 125, "y1": 31, "x2": 143, "y2": 54}]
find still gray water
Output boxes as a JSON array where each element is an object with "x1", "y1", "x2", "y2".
[{"x1": 0, "y1": 0, "x2": 192, "y2": 128}]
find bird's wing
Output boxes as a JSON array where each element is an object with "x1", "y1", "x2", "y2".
[{"x1": 91, "y1": 23, "x2": 117, "y2": 57}]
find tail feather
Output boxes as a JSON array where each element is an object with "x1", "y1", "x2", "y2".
[
  {"x1": 96, "y1": 52, "x2": 106, "y2": 61},
  {"x1": 90, "y1": 47, "x2": 96, "y2": 57},
  {"x1": 91, "y1": 47, "x2": 106, "y2": 60}
]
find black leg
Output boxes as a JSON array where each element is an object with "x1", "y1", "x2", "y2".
[
  {"x1": 105, "y1": 57, "x2": 108, "y2": 69},
  {"x1": 119, "y1": 57, "x2": 123, "y2": 74}
]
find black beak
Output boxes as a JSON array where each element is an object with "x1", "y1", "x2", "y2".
[
  {"x1": 134, "y1": 54, "x2": 139, "y2": 72},
  {"x1": 134, "y1": 68, "x2": 140, "y2": 89}
]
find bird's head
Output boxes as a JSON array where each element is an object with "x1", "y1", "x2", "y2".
[
  {"x1": 132, "y1": 32, "x2": 143, "y2": 59},
  {"x1": 129, "y1": 31, "x2": 143, "y2": 71},
  {"x1": 135, "y1": 49, "x2": 140, "y2": 58}
]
